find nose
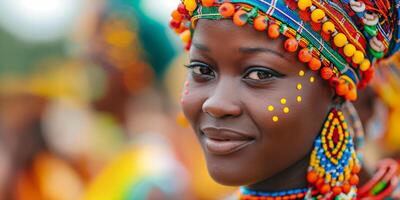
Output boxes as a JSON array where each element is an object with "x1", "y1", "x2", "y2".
[{"x1": 202, "y1": 77, "x2": 242, "y2": 118}]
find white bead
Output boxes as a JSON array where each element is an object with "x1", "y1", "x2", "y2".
[{"x1": 350, "y1": 0, "x2": 366, "y2": 12}]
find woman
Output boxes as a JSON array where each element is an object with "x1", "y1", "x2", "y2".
[{"x1": 170, "y1": 0, "x2": 400, "y2": 199}]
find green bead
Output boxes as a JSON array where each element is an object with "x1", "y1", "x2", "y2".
[
  {"x1": 371, "y1": 181, "x2": 387, "y2": 195},
  {"x1": 365, "y1": 25, "x2": 378, "y2": 36},
  {"x1": 370, "y1": 48, "x2": 384, "y2": 59}
]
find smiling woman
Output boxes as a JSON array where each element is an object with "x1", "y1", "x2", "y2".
[{"x1": 170, "y1": 0, "x2": 400, "y2": 199}]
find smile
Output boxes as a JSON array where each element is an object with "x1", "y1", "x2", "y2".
[{"x1": 201, "y1": 127, "x2": 255, "y2": 156}]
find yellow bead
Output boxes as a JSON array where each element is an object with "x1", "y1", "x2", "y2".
[
  {"x1": 333, "y1": 33, "x2": 348, "y2": 48},
  {"x1": 343, "y1": 44, "x2": 356, "y2": 57},
  {"x1": 299, "y1": 70, "x2": 305, "y2": 77},
  {"x1": 322, "y1": 21, "x2": 335, "y2": 34},
  {"x1": 283, "y1": 107, "x2": 290, "y2": 114},
  {"x1": 297, "y1": 83, "x2": 303, "y2": 90},
  {"x1": 280, "y1": 98, "x2": 287, "y2": 104},
  {"x1": 360, "y1": 59, "x2": 371, "y2": 71},
  {"x1": 310, "y1": 76, "x2": 315, "y2": 83},
  {"x1": 296, "y1": 96, "x2": 302, "y2": 102},
  {"x1": 298, "y1": 0, "x2": 312, "y2": 11},
  {"x1": 311, "y1": 9, "x2": 325, "y2": 23},
  {"x1": 184, "y1": 0, "x2": 197, "y2": 12},
  {"x1": 180, "y1": 30, "x2": 191, "y2": 43},
  {"x1": 272, "y1": 116, "x2": 279, "y2": 122},
  {"x1": 352, "y1": 50, "x2": 365, "y2": 64},
  {"x1": 268, "y1": 105, "x2": 274, "y2": 111}
]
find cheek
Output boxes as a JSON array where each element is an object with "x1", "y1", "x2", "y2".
[
  {"x1": 247, "y1": 69, "x2": 330, "y2": 168},
  {"x1": 180, "y1": 75, "x2": 206, "y2": 129}
]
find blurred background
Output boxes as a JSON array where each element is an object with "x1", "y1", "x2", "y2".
[{"x1": 0, "y1": 0, "x2": 399, "y2": 200}]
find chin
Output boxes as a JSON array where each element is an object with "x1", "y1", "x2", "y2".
[{"x1": 205, "y1": 158, "x2": 260, "y2": 187}]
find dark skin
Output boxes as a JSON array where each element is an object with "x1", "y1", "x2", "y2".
[{"x1": 181, "y1": 19, "x2": 335, "y2": 191}]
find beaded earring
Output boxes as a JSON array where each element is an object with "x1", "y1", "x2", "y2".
[{"x1": 306, "y1": 105, "x2": 361, "y2": 199}]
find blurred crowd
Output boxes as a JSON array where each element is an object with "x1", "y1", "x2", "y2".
[{"x1": 0, "y1": 0, "x2": 399, "y2": 200}]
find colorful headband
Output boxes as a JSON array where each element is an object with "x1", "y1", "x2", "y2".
[{"x1": 170, "y1": 0, "x2": 400, "y2": 101}]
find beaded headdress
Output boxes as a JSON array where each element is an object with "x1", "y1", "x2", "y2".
[{"x1": 170, "y1": 0, "x2": 400, "y2": 101}]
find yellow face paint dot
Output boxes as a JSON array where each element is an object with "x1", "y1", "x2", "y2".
[
  {"x1": 267, "y1": 105, "x2": 274, "y2": 111},
  {"x1": 296, "y1": 96, "x2": 302, "y2": 102},
  {"x1": 280, "y1": 98, "x2": 287, "y2": 105},
  {"x1": 297, "y1": 83, "x2": 303, "y2": 90},
  {"x1": 299, "y1": 70, "x2": 305, "y2": 77},
  {"x1": 310, "y1": 76, "x2": 315, "y2": 83},
  {"x1": 272, "y1": 116, "x2": 279, "y2": 122},
  {"x1": 283, "y1": 107, "x2": 290, "y2": 114}
]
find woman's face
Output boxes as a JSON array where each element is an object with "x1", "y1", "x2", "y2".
[{"x1": 181, "y1": 19, "x2": 333, "y2": 186}]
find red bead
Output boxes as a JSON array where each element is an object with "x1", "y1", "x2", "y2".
[
  {"x1": 284, "y1": 38, "x2": 299, "y2": 52},
  {"x1": 169, "y1": 19, "x2": 181, "y2": 29},
  {"x1": 202, "y1": 0, "x2": 214, "y2": 7},
  {"x1": 320, "y1": 67, "x2": 333, "y2": 80},
  {"x1": 333, "y1": 186, "x2": 342, "y2": 196},
  {"x1": 253, "y1": 16, "x2": 268, "y2": 31},
  {"x1": 177, "y1": 3, "x2": 188, "y2": 14},
  {"x1": 329, "y1": 77, "x2": 340, "y2": 87},
  {"x1": 219, "y1": 3, "x2": 235, "y2": 18},
  {"x1": 307, "y1": 171, "x2": 318, "y2": 183},
  {"x1": 233, "y1": 10, "x2": 248, "y2": 26},
  {"x1": 308, "y1": 57, "x2": 321, "y2": 71},
  {"x1": 298, "y1": 48, "x2": 312, "y2": 63}
]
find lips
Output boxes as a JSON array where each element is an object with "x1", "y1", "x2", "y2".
[{"x1": 201, "y1": 127, "x2": 255, "y2": 155}]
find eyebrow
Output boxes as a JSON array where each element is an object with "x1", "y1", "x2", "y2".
[
  {"x1": 192, "y1": 42, "x2": 210, "y2": 51},
  {"x1": 239, "y1": 47, "x2": 285, "y2": 58}
]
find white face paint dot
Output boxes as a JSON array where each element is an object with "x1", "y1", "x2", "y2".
[
  {"x1": 267, "y1": 105, "x2": 275, "y2": 111},
  {"x1": 299, "y1": 70, "x2": 305, "y2": 77},
  {"x1": 310, "y1": 76, "x2": 315, "y2": 83},
  {"x1": 280, "y1": 98, "x2": 287, "y2": 105},
  {"x1": 272, "y1": 116, "x2": 279, "y2": 122}
]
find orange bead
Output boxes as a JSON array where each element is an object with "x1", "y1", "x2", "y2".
[
  {"x1": 333, "y1": 186, "x2": 342, "y2": 196},
  {"x1": 219, "y1": 3, "x2": 235, "y2": 18},
  {"x1": 253, "y1": 16, "x2": 268, "y2": 31},
  {"x1": 171, "y1": 10, "x2": 182, "y2": 22},
  {"x1": 320, "y1": 184, "x2": 331, "y2": 194},
  {"x1": 284, "y1": 38, "x2": 299, "y2": 52},
  {"x1": 350, "y1": 174, "x2": 359, "y2": 185},
  {"x1": 342, "y1": 183, "x2": 351, "y2": 194},
  {"x1": 233, "y1": 10, "x2": 248, "y2": 26},
  {"x1": 297, "y1": 193, "x2": 305, "y2": 198},
  {"x1": 202, "y1": 0, "x2": 214, "y2": 7},
  {"x1": 289, "y1": 194, "x2": 297, "y2": 199},
  {"x1": 352, "y1": 164, "x2": 361, "y2": 174},
  {"x1": 307, "y1": 171, "x2": 318, "y2": 183},
  {"x1": 320, "y1": 67, "x2": 333, "y2": 80},
  {"x1": 336, "y1": 83, "x2": 349, "y2": 96},
  {"x1": 346, "y1": 89, "x2": 358, "y2": 101},
  {"x1": 268, "y1": 24, "x2": 280, "y2": 39},
  {"x1": 298, "y1": 48, "x2": 312, "y2": 63},
  {"x1": 308, "y1": 57, "x2": 322, "y2": 71}
]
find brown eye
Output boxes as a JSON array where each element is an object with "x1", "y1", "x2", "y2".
[
  {"x1": 185, "y1": 62, "x2": 215, "y2": 78},
  {"x1": 193, "y1": 65, "x2": 214, "y2": 76},
  {"x1": 246, "y1": 70, "x2": 273, "y2": 80}
]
